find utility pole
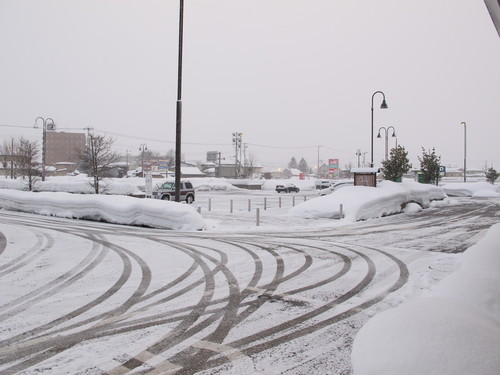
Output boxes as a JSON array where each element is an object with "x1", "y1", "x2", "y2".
[
  {"x1": 356, "y1": 149, "x2": 361, "y2": 168},
  {"x1": 218, "y1": 152, "x2": 222, "y2": 178},
  {"x1": 232, "y1": 132, "x2": 242, "y2": 178},
  {"x1": 83, "y1": 127, "x2": 94, "y2": 148},
  {"x1": 317, "y1": 145, "x2": 320, "y2": 178},
  {"x1": 139, "y1": 144, "x2": 147, "y2": 177}
]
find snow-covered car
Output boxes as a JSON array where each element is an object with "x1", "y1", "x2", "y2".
[
  {"x1": 318, "y1": 181, "x2": 354, "y2": 196},
  {"x1": 315, "y1": 180, "x2": 332, "y2": 190},
  {"x1": 152, "y1": 181, "x2": 195, "y2": 203}
]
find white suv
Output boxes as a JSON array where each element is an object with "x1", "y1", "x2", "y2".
[{"x1": 152, "y1": 181, "x2": 195, "y2": 204}]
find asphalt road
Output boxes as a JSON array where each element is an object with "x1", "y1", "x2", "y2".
[{"x1": 0, "y1": 197, "x2": 498, "y2": 374}]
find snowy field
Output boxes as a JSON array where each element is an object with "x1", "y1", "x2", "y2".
[{"x1": 0, "y1": 175, "x2": 499, "y2": 374}]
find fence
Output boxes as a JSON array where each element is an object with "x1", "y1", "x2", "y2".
[{"x1": 194, "y1": 195, "x2": 310, "y2": 213}]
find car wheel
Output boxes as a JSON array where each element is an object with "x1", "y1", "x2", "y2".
[
  {"x1": 161, "y1": 195, "x2": 171, "y2": 201},
  {"x1": 186, "y1": 195, "x2": 194, "y2": 204}
]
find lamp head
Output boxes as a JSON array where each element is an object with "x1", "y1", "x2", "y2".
[
  {"x1": 391, "y1": 131, "x2": 396, "y2": 137},
  {"x1": 377, "y1": 133, "x2": 382, "y2": 138},
  {"x1": 380, "y1": 99, "x2": 388, "y2": 109}
]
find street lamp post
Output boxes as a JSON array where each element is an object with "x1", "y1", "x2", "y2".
[
  {"x1": 461, "y1": 122, "x2": 467, "y2": 182},
  {"x1": 34, "y1": 117, "x2": 55, "y2": 182},
  {"x1": 174, "y1": 0, "x2": 185, "y2": 202},
  {"x1": 377, "y1": 126, "x2": 396, "y2": 161},
  {"x1": 371, "y1": 91, "x2": 388, "y2": 167},
  {"x1": 139, "y1": 144, "x2": 147, "y2": 177}
]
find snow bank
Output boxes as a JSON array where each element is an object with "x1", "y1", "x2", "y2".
[
  {"x1": 0, "y1": 189, "x2": 205, "y2": 230},
  {"x1": 0, "y1": 175, "x2": 142, "y2": 195},
  {"x1": 442, "y1": 181, "x2": 500, "y2": 197},
  {"x1": 351, "y1": 223, "x2": 500, "y2": 375},
  {"x1": 289, "y1": 181, "x2": 448, "y2": 221}
]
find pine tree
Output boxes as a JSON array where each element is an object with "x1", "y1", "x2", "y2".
[
  {"x1": 485, "y1": 167, "x2": 499, "y2": 184},
  {"x1": 298, "y1": 158, "x2": 309, "y2": 173},
  {"x1": 381, "y1": 146, "x2": 412, "y2": 182},
  {"x1": 288, "y1": 157, "x2": 298, "y2": 169},
  {"x1": 418, "y1": 147, "x2": 441, "y2": 185}
]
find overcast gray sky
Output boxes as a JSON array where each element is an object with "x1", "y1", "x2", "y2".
[{"x1": 0, "y1": 0, "x2": 499, "y2": 171}]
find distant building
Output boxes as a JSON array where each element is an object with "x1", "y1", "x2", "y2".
[{"x1": 46, "y1": 131, "x2": 86, "y2": 168}]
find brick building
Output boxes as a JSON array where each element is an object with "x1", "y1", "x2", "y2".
[{"x1": 46, "y1": 131, "x2": 86, "y2": 167}]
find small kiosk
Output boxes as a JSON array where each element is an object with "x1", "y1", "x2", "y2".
[{"x1": 351, "y1": 167, "x2": 379, "y2": 188}]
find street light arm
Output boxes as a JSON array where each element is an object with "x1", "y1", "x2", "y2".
[
  {"x1": 371, "y1": 91, "x2": 387, "y2": 109},
  {"x1": 34, "y1": 116, "x2": 44, "y2": 128}
]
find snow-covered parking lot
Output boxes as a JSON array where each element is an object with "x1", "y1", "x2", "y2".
[{"x1": 0, "y1": 176, "x2": 499, "y2": 374}]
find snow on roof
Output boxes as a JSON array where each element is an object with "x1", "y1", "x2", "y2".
[
  {"x1": 351, "y1": 167, "x2": 380, "y2": 173},
  {"x1": 181, "y1": 166, "x2": 204, "y2": 175}
]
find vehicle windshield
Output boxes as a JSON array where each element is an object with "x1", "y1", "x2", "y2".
[{"x1": 161, "y1": 182, "x2": 175, "y2": 190}]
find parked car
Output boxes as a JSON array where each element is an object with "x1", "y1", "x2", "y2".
[
  {"x1": 275, "y1": 184, "x2": 287, "y2": 193},
  {"x1": 152, "y1": 181, "x2": 195, "y2": 203},
  {"x1": 318, "y1": 181, "x2": 354, "y2": 196},
  {"x1": 276, "y1": 183, "x2": 300, "y2": 193},
  {"x1": 315, "y1": 180, "x2": 332, "y2": 190}
]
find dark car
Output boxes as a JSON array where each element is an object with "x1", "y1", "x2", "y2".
[
  {"x1": 152, "y1": 181, "x2": 195, "y2": 203},
  {"x1": 276, "y1": 183, "x2": 300, "y2": 193}
]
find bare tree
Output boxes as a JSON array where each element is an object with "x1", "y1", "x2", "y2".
[
  {"x1": 1, "y1": 138, "x2": 18, "y2": 178},
  {"x1": 17, "y1": 137, "x2": 40, "y2": 191},
  {"x1": 243, "y1": 151, "x2": 258, "y2": 178},
  {"x1": 79, "y1": 134, "x2": 119, "y2": 194}
]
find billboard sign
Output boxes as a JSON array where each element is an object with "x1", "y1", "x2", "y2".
[{"x1": 328, "y1": 158, "x2": 339, "y2": 178}]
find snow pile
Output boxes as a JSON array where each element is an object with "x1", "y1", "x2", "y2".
[
  {"x1": 0, "y1": 175, "x2": 142, "y2": 195},
  {"x1": 351, "y1": 223, "x2": 500, "y2": 375},
  {"x1": 442, "y1": 181, "x2": 500, "y2": 197},
  {"x1": 0, "y1": 189, "x2": 205, "y2": 230},
  {"x1": 289, "y1": 181, "x2": 448, "y2": 221},
  {"x1": 190, "y1": 178, "x2": 239, "y2": 191}
]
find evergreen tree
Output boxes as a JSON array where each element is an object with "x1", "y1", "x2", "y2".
[
  {"x1": 381, "y1": 146, "x2": 412, "y2": 182},
  {"x1": 485, "y1": 167, "x2": 499, "y2": 184},
  {"x1": 418, "y1": 147, "x2": 441, "y2": 185},
  {"x1": 298, "y1": 158, "x2": 309, "y2": 173},
  {"x1": 288, "y1": 157, "x2": 298, "y2": 170}
]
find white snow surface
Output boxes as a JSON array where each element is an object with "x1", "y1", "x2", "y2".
[
  {"x1": 351, "y1": 223, "x2": 500, "y2": 375},
  {"x1": 0, "y1": 190, "x2": 205, "y2": 230},
  {"x1": 0, "y1": 176, "x2": 499, "y2": 374},
  {"x1": 442, "y1": 181, "x2": 500, "y2": 197},
  {"x1": 0, "y1": 178, "x2": 451, "y2": 229},
  {"x1": 289, "y1": 180, "x2": 449, "y2": 221}
]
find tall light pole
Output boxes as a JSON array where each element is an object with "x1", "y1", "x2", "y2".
[
  {"x1": 461, "y1": 121, "x2": 467, "y2": 182},
  {"x1": 34, "y1": 117, "x2": 55, "y2": 182},
  {"x1": 174, "y1": 0, "x2": 185, "y2": 202},
  {"x1": 139, "y1": 144, "x2": 147, "y2": 177},
  {"x1": 377, "y1": 126, "x2": 396, "y2": 161},
  {"x1": 356, "y1": 149, "x2": 362, "y2": 168},
  {"x1": 371, "y1": 91, "x2": 388, "y2": 167}
]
